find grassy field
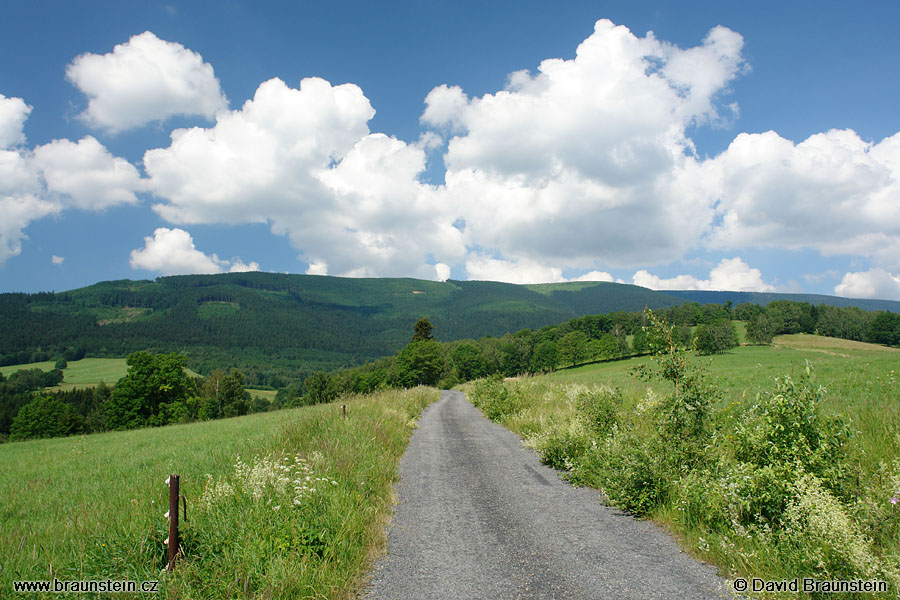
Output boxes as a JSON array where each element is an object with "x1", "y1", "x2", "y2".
[
  {"x1": 1, "y1": 358, "x2": 128, "y2": 390},
  {"x1": 468, "y1": 334, "x2": 900, "y2": 598},
  {"x1": 0, "y1": 358, "x2": 209, "y2": 391},
  {"x1": 0, "y1": 387, "x2": 438, "y2": 599},
  {"x1": 246, "y1": 388, "x2": 278, "y2": 403}
]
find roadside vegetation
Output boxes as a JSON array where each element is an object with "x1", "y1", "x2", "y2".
[
  {"x1": 0, "y1": 386, "x2": 437, "y2": 599},
  {"x1": 466, "y1": 310, "x2": 900, "y2": 598}
]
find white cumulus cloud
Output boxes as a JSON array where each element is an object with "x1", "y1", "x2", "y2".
[
  {"x1": 76, "y1": 20, "x2": 900, "y2": 290},
  {"x1": 66, "y1": 31, "x2": 227, "y2": 132},
  {"x1": 463, "y1": 255, "x2": 619, "y2": 284},
  {"x1": 434, "y1": 262, "x2": 451, "y2": 282},
  {"x1": 0, "y1": 94, "x2": 152, "y2": 266},
  {"x1": 834, "y1": 268, "x2": 900, "y2": 300},
  {"x1": 465, "y1": 255, "x2": 567, "y2": 284},
  {"x1": 0, "y1": 95, "x2": 31, "y2": 148},
  {"x1": 707, "y1": 129, "x2": 900, "y2": 270},
  {"x1": 571, "y1": 270, "x2": 616, "y2": 283},
  {"x1": 633, "y1": 257, "x2": 773, "y2": 292},
  {"x1": 0, "y1": 100, "x2": 61, "y2": 263},
  {"x1": 430, "y1": 20, "x2": 744, "y2": 271},
  {"x1": 129, "y1": 227, "x2": 258, "y2": 275},
  {"x1": 32, "y1": 136, "x2": 145, "y2": 209},
  {"x1": 144, "y1": 77, "x2": 465, "y2": 279},
  {"x1": 228, "y1": 258, "x2": 260, "y2": 273}
]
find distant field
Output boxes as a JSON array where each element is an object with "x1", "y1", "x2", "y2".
[
  {"x1": 246, "y1": 388, "x2": 278, "y2": 401},
  {"x1": 0, "y1": 357, "x2": 206, "y2": 390},
  {"x1": 0, "y1": 387, "x2": 438, "y2": 598},
  {"x1": 1, "y1": 358, "x2": 127, "y2": 389}
]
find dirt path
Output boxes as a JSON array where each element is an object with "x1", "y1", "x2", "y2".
[{"x1": 363, "y1": 390, "x2": 735, "y2": 599}]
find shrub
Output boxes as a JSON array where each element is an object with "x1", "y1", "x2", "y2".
[
  {"x1": 720, "y1": 461, "x2": 800, "y2": 527},
  {"x1": 733, "y1": 366, "x2": 850, "y2": 495},
  {"x1": 470, "y1": 376, "x2": 523, "y2": 421},
  {"x1": 539, "y1": 427, "x2": 590, "y2": 471},
  {"x1": 576, "y1": 386, "x2": 620, "y2": 438},
  {"x1": 673, "y1": 466, "x2": 731, "y2": 532},
  {"x1": 594, "y1": 431, "x2": 668, "y2": 517}
]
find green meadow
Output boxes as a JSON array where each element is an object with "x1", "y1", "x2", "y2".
[
  {"x1": 0, "y1": 358, "x2": 209, "y2": 392},
  {"x1": 1, "y1": 358, "x2": 128, "y2": 390},
  {"x1": 0, "y1": 387, "x2": 438, "y2": 599},
  {"x1": 470, "y1": 333, "x2": 900, "y2": 598}
]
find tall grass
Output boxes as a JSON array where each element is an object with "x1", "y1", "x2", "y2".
[
  {"x1": 466, "y1": 336, "x2": 900, "y2": 599},
  {"x1": 1, "y1": 387, "x2": 437, "y2": 599}
]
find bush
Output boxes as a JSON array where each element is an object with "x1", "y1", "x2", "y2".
[
  {"x1": 673, "y1": 467, "x2": 730, "y2": 532},
  {"x1": 469, "y1": 376, "x2": 523, "y2": 422},
  {"x1": 576, "y1": 386, "x2": 620, "y2": 438},
  {"x1": 733, "y1": 367, "x2": 850, "y2": 494},
  {"x1": 539, "y1": 427, "x2": 590, "y2": 471},
  {"x1": 594, "y1": 431, "x2": 668, "y2": 517}
]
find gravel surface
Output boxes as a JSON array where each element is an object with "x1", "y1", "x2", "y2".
[{"x1": 363, "y1": 390, "x2": 737, "y2": 600}]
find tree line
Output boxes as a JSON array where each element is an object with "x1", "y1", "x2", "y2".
[
  {"x1": 1, "y1": 352, "x2": 274, "y2": 442},
  {"x1": 281, "y1": 300, "x2": 900, "y2": 406}
]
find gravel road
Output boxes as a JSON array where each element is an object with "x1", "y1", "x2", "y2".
[{"x1": 363, "y1": 390, "x2": 736, "y2": 600}]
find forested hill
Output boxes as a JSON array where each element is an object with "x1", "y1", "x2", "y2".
[
  {"x1": 664, "y1": 290, "x2": 900, "y2": 312},
  {"x1": 2, "y1": 272, "x2": 897, "y2": 379},
  {"x1": 0, "y1": 273, "x2": 681, "y2": 376}
]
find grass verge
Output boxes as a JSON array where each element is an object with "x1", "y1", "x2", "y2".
[{"x1": 0, "y1": 387, "x2": 438, "y2": 599}]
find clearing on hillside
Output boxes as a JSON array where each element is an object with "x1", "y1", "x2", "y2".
[{"x1": 0, "y1": 358, "x2": 127, "y2": 389}]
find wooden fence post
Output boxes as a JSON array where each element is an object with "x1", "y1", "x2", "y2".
[{"x1": 166, "y1": 474, "x2": 180, "y2": 571}]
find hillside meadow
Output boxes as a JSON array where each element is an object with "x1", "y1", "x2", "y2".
[
  {"x1": 1, "y1": 358, "x2": 128, "y2": 391},
  {"x1": 1, "y1": 387, "x2": 438, "y2": 599},
  {"x1": 468, "y1": 333, "x2": 900, "y2": 598}
]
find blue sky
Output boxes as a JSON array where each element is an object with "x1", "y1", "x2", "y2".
[{"x1": 2, "y1": 1, "x2": 900, "y2": 299}]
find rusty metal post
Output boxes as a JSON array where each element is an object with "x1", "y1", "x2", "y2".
[{"x1": 167, "y1": 474, "x2": 180, "y2": 571}]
